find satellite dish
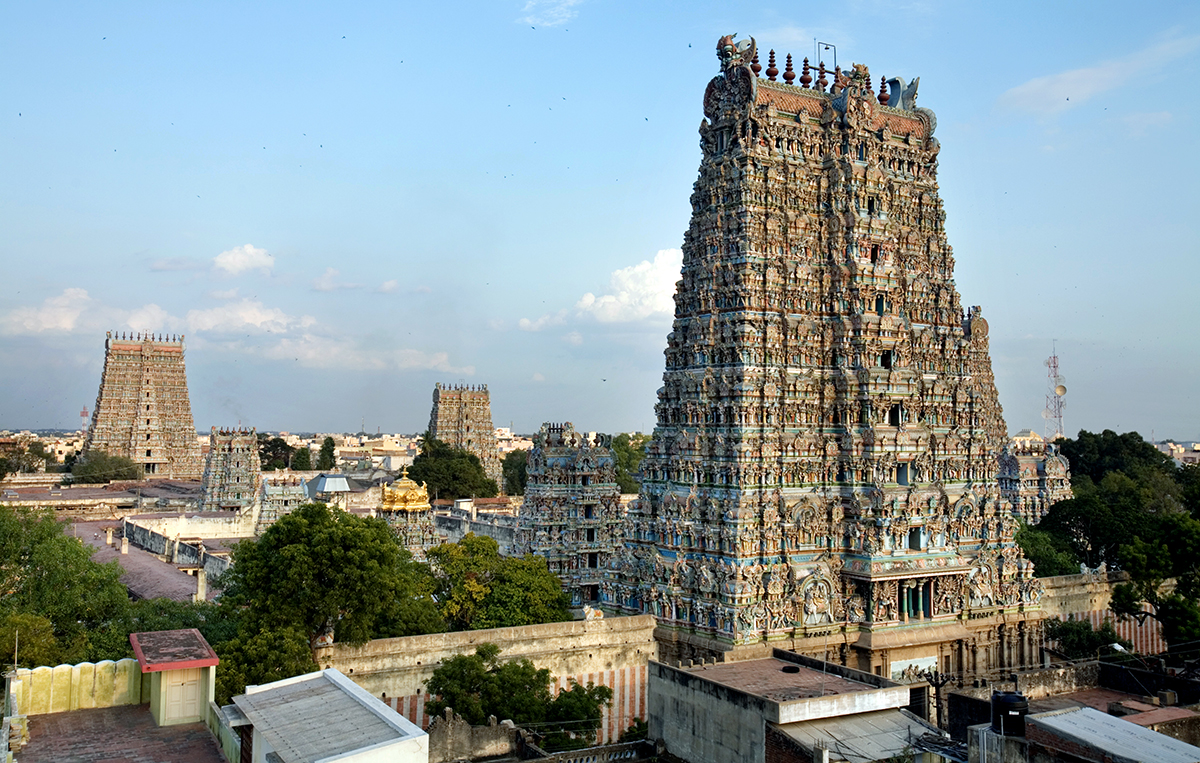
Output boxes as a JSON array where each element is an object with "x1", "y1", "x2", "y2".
[{"x1": 1055, "y1": 384, "x2": 1067, "y2": 396}]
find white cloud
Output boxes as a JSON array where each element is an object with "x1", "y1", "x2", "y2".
[
  {"x1": 184, "y1": 299, "x2": 314, "y2": 334},
  {"x1": 150, "y1": 256, "x2": 207, "y2": 272},
  {"x1": 532, "y1": 372, "x2": 545, "y2": 382},
  {"x1": 260, "y1": 334, "x2": 473, "y2": 373},
  {"x1": 126, "y1": 304, "x2": 172, "y2": 332},
  {"x1": 519, "y1": 310, "x2": 567, "y2": 332},
  {"x1": 520, "y1": 0, "x2": 581, "y2": 26},
  {"x1": 413, "y1": 285, "x2": 432, "y2": 294},
  {"x1": 378, "y1": 280, "x2": 399, "y2": 293},
  {"x1": 563, "y1": 331, "x2": 583, "y2": 346},
  {"x1": 574, "y1": 249, "x2": 681, "y2": 323},
  {"x1": 210, "y1": 288, "x2": 239, "y2": 300},
  {"x1": 0, "y1": 288, "x2": 92, "y2": 334},
  {"x1": 998, "y1": 35, "x2": 1200, "y2": 116},
  {"x1": 1122, "y1": 110, "x2": 1172, "y2": 137},
  {"x1": 312, "y1": 268, "x2": 362, "y2": 292},
  {"x1": 213, "y1": 244, "x2": 274, "y2": 275}
]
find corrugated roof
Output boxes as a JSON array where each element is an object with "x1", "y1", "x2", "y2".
[
  {"x1": 233, "y1": 669, "x2": 423, "y2": 763},
  {"x1": 1029, "y1": 706, "x2": 1200, "y2": 763},
  {"x1": 776, "y1": 708, "x2": 943, "y2": 763}
]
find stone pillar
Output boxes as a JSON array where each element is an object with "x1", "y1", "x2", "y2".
[
  {"x1": 194, "y1": 569, "x2": 207, "y2": 603},
  {"x1": 915, "y1": 581, "x2": 924, "y2": 620},
  {"x1": 121, "y1": 536, "x2": 129, "y2": 555},
  {"x1": 901, "y1": 584, "x2": 910, "y2": 622},
  {"x1": 105, "y1": 527, "x2": 114, "y2": 546}
]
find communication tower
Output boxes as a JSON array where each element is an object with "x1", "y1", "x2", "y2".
[
  {"x1": 80, "y1": 406, "x2": 89, "y2": 435},
  {"x1": 1043, "y1": 345, "x2": 1066, "y2": 441}
]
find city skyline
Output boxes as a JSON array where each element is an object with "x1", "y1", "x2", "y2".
[{"x1": 2, "y1": 1, "x2": 1198, "y2": 438}]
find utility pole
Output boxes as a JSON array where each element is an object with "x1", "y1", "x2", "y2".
[{"x1": 921, "y1": 668, "x2": 955, "y2": 729}]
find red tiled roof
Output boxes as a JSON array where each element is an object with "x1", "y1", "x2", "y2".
[{"x1": 129, "y1": 628, "x2": 219, "y2": 673}]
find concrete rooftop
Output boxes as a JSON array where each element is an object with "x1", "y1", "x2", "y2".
[
  {"x1": 684, "y1": 657, "x2": 873, "y2": 702},
  {"x1": 18, "y1": 704, "x2": 224, "y2": 763},
  {"x1": 75, "y1": 520, "x2": 218, "y2": 602}
]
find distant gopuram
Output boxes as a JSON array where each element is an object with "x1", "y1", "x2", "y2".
[
  {"x1": 517, "y1": 423, "x2": 623, "y2": 606},
  {"x1": 200, "y1": 427, "x2": 261, "y2": 511},
  {"x1": 606, "y1": 37, "x2": 1044, "y2": 675},
  {"x1": 428, "y1": 383, "x2": 502, "y2": 488},
  {"x1": 83, "y1": 332, "x2": 203, "y2": 480}
]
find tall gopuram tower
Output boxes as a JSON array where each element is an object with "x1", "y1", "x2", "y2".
[
  {"x1": 83, "y1": 332, "x2": 203, "y2": 480},
  {"x1": 516, "y1": 423, "x2": 623, "y2": 606},
  {"x1": 428, "y1": 383, "x2": 502, "y2": 488},
  {"x1": 606, "y1": 37, "x2": 1045, "y2": 679}
]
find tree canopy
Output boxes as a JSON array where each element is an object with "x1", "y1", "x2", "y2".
[
  {"x1": 1016, "y1": 429, "x2": 1200, "y2": 646},
  {"x1": 1044, "y1": 617, "x2": 1131, "y2": 660},
  {"x1": 502, "y1": 449, "x2": 528, "y2": 496},
  {"x1": 291, "y1": 446, "x2": 312, "y2": 471},
  {"x1": 258, "y1": 435, "x2": 296, "y2": 471},
  {"x1": 426, "y1": 533, "x2": 571, "y2": 631},
  {"x1": 219, "y1": 502, "x2": 442, "y2": 651},
  {"x1": 316, "y1": 437, "x2": 337, "y2": 471},
  {"x1": 611, "y1": 433, "x2": 649, "y2": 494},
  {"x1": 424, "y1": 643, "x2": 612, "y2": 751},
  {"x1": 69, "y1": 450, "x2": 144, "y2": 483},
  {"x1": 408, "y1": 436, "x2": 499, "y2": 500}
]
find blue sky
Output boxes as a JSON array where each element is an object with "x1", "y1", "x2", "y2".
[{"x1": 2, "y1": 1, "x2": 1198, "y2": 438}]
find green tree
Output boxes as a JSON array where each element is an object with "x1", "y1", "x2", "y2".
[
  {"x1": 214, "y1": 625, "x2": 318, "y2": 704},
  {"x1": 1015, "y1": 523, "x2": 1078, "y2": 577},
  {"x1": 1060, "y1": 429, "x2": 1176, "y2": 487},
  {"x1": 1044, "y1": 617, "x2": 1131, "y2": 659},
  {"x1": 0, "y1": 506, "x2": 131, "y2": 662},
  {"x1": 69, "y1": 450, "x2": 143, "y2": 483},
  {"x1": 424, "y1": 643, "x2": 611, "y2": 751},
  {"x1": 409, "y1": 436, "x2": 498, "y2": 500},
  {"x1": 502, "y1": 449, "x2": 528, "y2": 495},
  {"x1": 426, "y1": 534, "x2": 570, "y2": 631},
  {"x1": 316, "y1": 436, "x2": 337, "y2": 471},
  {"x1": 291, "y1": 446, "x2": 313, "y2": 471},
  {"x1": 611, "y1": 433, "x2": 649, "y2": 493},
  {"x1": 1111, "y1": 512, "x2": 1200, "y2": 646},
  {"x1": 0, "y1": 613, "x2": 65, "y2": 668},
  {"x1": 258, "y1": 435, "x2": 295, "y2": 471},
  {"x1": 219, "y1": 502, "x2": 442, "y2": 651}
]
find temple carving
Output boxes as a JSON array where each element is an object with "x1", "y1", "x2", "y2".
[
  {"x1": 605, "y1": 37, "x2": 1046, "y2": 678},
  {"x1": 379, "y1": 469, "x2": 440, "y2": 560},
  {"x1": 516, "y1": 423, "x2": 623, "y2": 606},
  {"x1": 83, "y1": 332, "x2": 202, "y2": 480},
  {"x1": 428, "y1": 383, "x2": 502, "y2": 489},
  {"x1": 200, "y1": 427, "x2": 261, "y2": 511}
]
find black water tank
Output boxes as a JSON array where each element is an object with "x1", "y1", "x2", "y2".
[{"x1": 991, "y1": 691, "x2": 1028, "y2": 736}]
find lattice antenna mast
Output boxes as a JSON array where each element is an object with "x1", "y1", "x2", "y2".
[{"x1": 1043, "y1": 343, "x2": 1066, "y2": 441}]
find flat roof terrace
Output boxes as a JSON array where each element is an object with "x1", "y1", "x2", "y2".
[{"x1": 688, "y1": 657, "x2": 872, "y2": 702}]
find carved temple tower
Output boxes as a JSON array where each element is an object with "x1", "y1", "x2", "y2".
[
  {"x1": 200, "y1": 427, "x2": 262, "y2": 512},
  {"x1": 83, "y1": 332, "x2": 203, "y2": 480},
  {"x1": 428, "y1": 383, "x2": 503, "y2": 489},
  {"x1": 606, "y1": 37, "x2": 1045, "y2": 679},
  {"x1": 516, "y1": 423, "x2": 624, "y2": 606}
]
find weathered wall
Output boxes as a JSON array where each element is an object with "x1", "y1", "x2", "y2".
[
  {"x1": 647, "y1": 659, "x2": 772, "y2": 763},
  {"x1": 426, "y1": 709, "x2": 520, "y2": 763},
  {"x1": 948, "y1": 663, "x2": 1100, "y2": 741},
  {"x1": 122, "y1": 517, "x2": 232, "y2": 578},
  {"x1": 1040, "y1": 572, "x2": 1167, "y2": 655},
  {"x1": 433, "y1": 513, "x2": 517, "y2": 555},
  {"x1": 12, "y1": 659, "x2": 149, "y2": 716},
  {"x1": 315, "y1": 614, "x2": 656, "y2": 743}
]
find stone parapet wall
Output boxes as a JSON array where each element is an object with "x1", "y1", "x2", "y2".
[
  {"x1": 315, "y1": 614, "x2": 657, "y2": 742},
  {"x1": 122, "y1": 517, "x2": 233, "y2": 578},
  {"x1": 11, "y1": 659, "x2": 148, "y2": 716}
]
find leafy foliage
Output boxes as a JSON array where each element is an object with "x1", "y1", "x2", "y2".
[
  {"x1": 426, "y1": 534, "x2": 571, "y2": 631},
  {"x1": 408, "y1": 436, "x2": 499, "y2": 500},
  {"x1": 220, "y1": 502, "x2": 442, "y2": 650},
  {"x1": 69, "y1": 450, "x2": 143, "y2": 483},
  {"x1": 611, "y1": 433, "x2": 649, "y2": 494},
  {"x1": 0, "y1": 506, "x2": 131, "y2": 662},
  {"x1": 0, "y1": 613, "x2": 66, "y2": 668},
  {"x1": 316, "y1": 436, "x2": 337, "y2": 471},
  {"x1": 258, "y1": 435, "x2": 295, "y2": 471},
  {"x1": 502, "y1": 449, "x2": 528, "y2": 495},
  {"x1": 424, "y1": 643, "x2": 611, "y2": 752},
  {"x1": 291, "y1": 446, "x2": 312, "y2": 471},
  {"x1": 1014, "y1": 523, "x2": 1078, "y2": 577},
  {"x1": 214, "y1": 626, "x2": 318, "y2": 704},
  {"x1": 1044, "y1": 617, "x2": 1131, "y2": 659}
]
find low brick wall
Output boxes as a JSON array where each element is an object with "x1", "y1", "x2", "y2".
[{"x1": 11, "y1": 659, "x2": 149, "y2": 716}]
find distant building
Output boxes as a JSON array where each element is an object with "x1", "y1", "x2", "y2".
[
  {"x1": 999, "y1": 435, "x2": 1073, "y2": 523},
  {"x1": 517, "y1": 423, "x2": 623, "y2": 606},
  {"x1": 200, "y1": 427, "x2": 262, "y2": 512},
  {"x1": 83, "y1": 332, "x2": 202, "y2": 480},
  {"x1": 378, "y1": 469, "x2": 441, "y2": 560},
  {"x1": 428, "y1": 383, "x2": 502, "y2": 487}
]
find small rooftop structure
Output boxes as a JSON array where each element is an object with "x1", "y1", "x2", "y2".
[
  {"x1": 229, "y1": 668, "x2": 428, "y2": 763},
  {"x1": 1028, "y1": 706, "x2": 1200, "y2": 763},
  {"x1": 129, "y1": 629, "x2": 219, "y2": 727}
]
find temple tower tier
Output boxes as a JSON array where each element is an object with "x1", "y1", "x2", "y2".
[{"x1": 428, "y1": 383, "x2": 503, "y2": 488}]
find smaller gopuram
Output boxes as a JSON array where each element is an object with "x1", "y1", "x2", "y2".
[
  {"x1": 200, "y1": 427, "x2": 262, "y2": 512},
  {"x1": 517, "y1": 423, "x2": 623, "y2": 606},
  {"x1": 379, "y1": 469, "x2": 439, "y2": 559},
  {"x1": 998, "y1": 435, "x2": 1072, "y2": 524},
  {"x1": 428, "y1": 383, "x2": 502, "y2": 488},
  {"x1": 83, "y1": 331, "x2": 203, "y2": 480}
]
